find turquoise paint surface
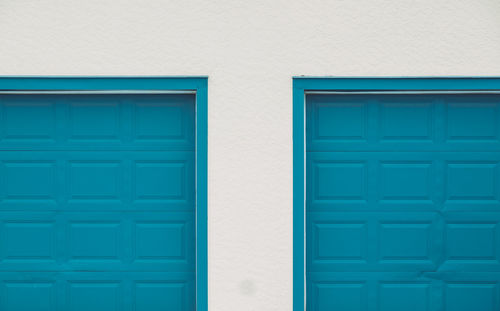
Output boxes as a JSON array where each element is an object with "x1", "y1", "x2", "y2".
[
  {"x1": 0, "y1": 77, "x2": 207, "y2": 311},
  {"x1": 294, "y1": 78, "x2": 500, "y2": 311}
]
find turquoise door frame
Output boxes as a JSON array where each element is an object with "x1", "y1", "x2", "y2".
[
  {"x1": 0, "y1": 76, "x2": 208, "y2": 311},
  {"x1": 293, "y1": 77, "x2": 500, "y2": 311}
]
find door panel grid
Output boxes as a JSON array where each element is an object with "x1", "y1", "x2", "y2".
[
  {"x1": 306, "y1": 94, "x2": 500, "y2": 311},
  {"x1": 0, "y1": 94, "x2": 196, "y2": 311}
]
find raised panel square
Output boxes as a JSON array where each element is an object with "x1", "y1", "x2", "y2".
[
  {"x1": 446, "y1": 223, "x2": 497, "y2": 260},
  {"x1": 3, "y1": 102, "x2": 55, "y2": 140},
  {"x1": 315, "y1": 102, "x2": 366, "y2": 140},
  {"x1": 4, "y1": 161, "x2": 55, "y2": 199},
  {"x1": 314, "y1": 223, "x2": 367, "y2": 261},
  {"x1": 315, "y1": 162, "x2": 366, "y2": 201},
  {"x1": 447, "y1": 163, "x2": 498, "y2": 200},
  {"x1": 4, "y1": 282, "x2": 54, "y2": 311},
  {"x1": 69, "y1": 102, "x2": 120, "y2": 140},
  {"x1": 380, "y1": 162, "x2": 432, "y2": 200},
  {"x1": 4, "y1": 222, "x2": 54, "y2": 260},
  {"x1": 445, "y1": 283, "x2": 497, "y2": 311},
  {"x1": 379, "y1": 223, "x2": 431, "y2": 261},
  {"x1": 134, "y1": 161, "x2": 185, "y2": 200},
  {"x1": 379, "y1": 283, "x2": 430, "y2": 311},
  {"x1": 447, "y1": 103, "x2": 499, "y2": 140},
  {"x1": 135, "y1": 282, "x2": 185, "y2": 311},
  {"x1": 314, "y1": 282, "x2": 366, "y2": 311},
  {"x1": 69, "y1": 161, "x2": 120, "y2": 200},
  {"x1": 69, "y1": 223, "x2": 120, "y2": 260},
  {"x1": 68, "y1": 282, "x2": 120, "y2": 311},
  {"x1": 134, "y1": 103, "x2": 184, "y2": 140},
  {"x1": 135, "y1": 223, "x2": 185, "y2": 260},
  {"x1": 380, "y1": 102, "x2": 433, "y2": 140}
]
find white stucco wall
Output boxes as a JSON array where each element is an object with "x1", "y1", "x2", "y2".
[{"x1": 1, "y1": 1, "x2": 500, "y2": 310}]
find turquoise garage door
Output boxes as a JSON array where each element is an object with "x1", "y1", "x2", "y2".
[
  {"x1": 306, "y1": 94, "x2": 500, "y2": 311},
  {"x1": 0, "y1": 94, "x2": 195, "y2": 311}
]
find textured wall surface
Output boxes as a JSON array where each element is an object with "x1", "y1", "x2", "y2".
[{"x1": 1, "y1": 1, "x2": 500, "y2": 310}]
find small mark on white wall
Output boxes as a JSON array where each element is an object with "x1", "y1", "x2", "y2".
[{"x1": 239, "y1": 279, "x2": 257, "y2": 296}]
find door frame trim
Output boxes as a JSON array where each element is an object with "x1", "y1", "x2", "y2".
[
  {"x1": 292, "y1": 77, "x2": 500, "y2": 311},
  {"x1": 0, "y1": 76, "x2": 209, "y2": 311}
]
